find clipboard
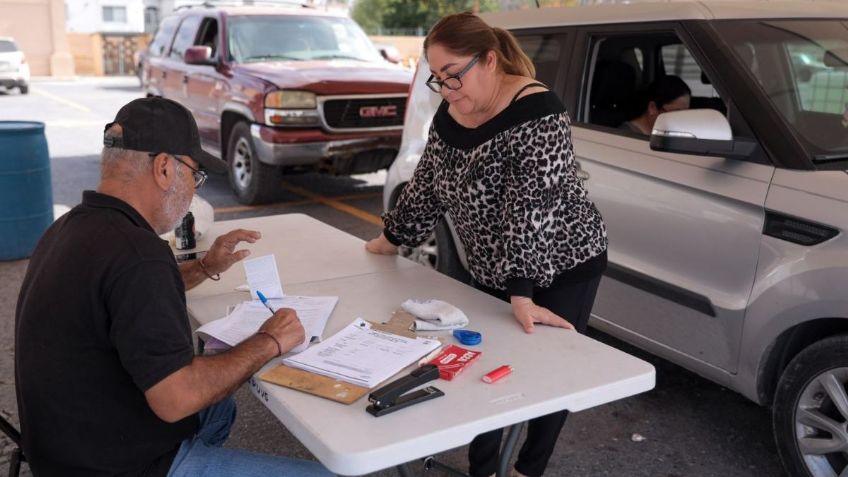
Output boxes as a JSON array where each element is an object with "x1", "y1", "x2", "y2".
[{"x1": 258, "y1": 309, "x2": 424, "y2": 404}]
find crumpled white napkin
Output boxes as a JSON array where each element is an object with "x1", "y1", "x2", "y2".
[{"x1": 401, "y1": 298, "x2": 469, "y2": 331}]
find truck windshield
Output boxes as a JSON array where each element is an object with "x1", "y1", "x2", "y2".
[
  {"x1": 228, "y1": 15, "x2": 382, "y2": 64},
  {"x1": 714, "y1": 20, "x2": 848, "y2": 163}
]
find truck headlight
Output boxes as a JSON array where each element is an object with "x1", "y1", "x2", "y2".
[
  {"x1": 265, "y1": 91, "x2": 316, "y2": 109},
  {"x1": 264, "y1": 91, "x2": 320, "y2": 126}
]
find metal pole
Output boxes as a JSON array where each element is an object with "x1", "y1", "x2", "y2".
[{"x1": 496, "y1": 422, "x2": 525, "y2": 477}]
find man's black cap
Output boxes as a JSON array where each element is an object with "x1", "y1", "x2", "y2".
[{"x1": 104, "y1": 97, "x2": 226, "y2": 174}]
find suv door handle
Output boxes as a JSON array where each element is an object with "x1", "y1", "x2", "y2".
[{"x1": 575, "y1": 160, "x2": 590, "y2": 181}]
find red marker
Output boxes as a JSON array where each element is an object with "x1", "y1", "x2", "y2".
[{"x1": 482, "y1": 365, "x2": 513, "y2": 384}]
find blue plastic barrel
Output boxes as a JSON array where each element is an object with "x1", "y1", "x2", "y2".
[{"x1": 0, "y1": 121, "x2": 53, "y2": 260}]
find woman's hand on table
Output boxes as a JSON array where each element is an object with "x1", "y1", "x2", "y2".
[
  {"x1": 509, "y1": 296, "x2": 575, "y2": 334},
  {"x1": 365, "y1": 233, "x2": 399, "y2": 255}
]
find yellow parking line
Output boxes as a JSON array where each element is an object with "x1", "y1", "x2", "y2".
[
  {"x1": 212, "y1": 191, "x2": 383, "y2": 216},
  {"x1": 214, "y1": 199, "x2": 313, "y2": 215},
  {"x1": 31, "y1": 87, "x2": 92, "y2": 113},
  {"x1": 282, "y1": 183, "x2": 384, "y2": 226}
]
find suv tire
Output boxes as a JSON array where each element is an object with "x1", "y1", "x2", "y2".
[
  {"x1": 227, "y1": 122, "x2": 280, "y2": 205},
  {"x1": 18, "y1": 84, "x2": 28, "y2": 95},
  {"x1": 773, "y1": 334, "x2": 848, "y2": 477}
]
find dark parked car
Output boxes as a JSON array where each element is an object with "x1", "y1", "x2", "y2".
[{"x1": 142, "y1": 5, "x2": 412, "y2": 204}]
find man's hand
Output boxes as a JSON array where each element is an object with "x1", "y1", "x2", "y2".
[
  {"x1": 202, "y1": 229, "x2": 261, "y2": 275},
  {"x1": 258, "y1": 308, "x2": 306, "y2": 355},
  {"x1": 365, "y1": 233, "x2": 398, "y2": 255},
  {"x1": 510, "y1": 296, "x2": 575, "y2": 334}
]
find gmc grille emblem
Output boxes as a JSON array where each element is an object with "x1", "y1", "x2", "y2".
[{"x1": 359, "y1": 105, "x2": 398, "y2": 118}]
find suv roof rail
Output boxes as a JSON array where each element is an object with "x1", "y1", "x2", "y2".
[{"x1": 173, "y1": 0, "x2": 314, "y2": 11}]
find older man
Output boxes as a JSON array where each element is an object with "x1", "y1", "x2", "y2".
[{"x1": 15, "y1": 97, "x2": 331, "y2": 477}]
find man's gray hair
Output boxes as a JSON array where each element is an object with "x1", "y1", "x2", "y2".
[{"x1": 101, "y1": 124, "x2": 151, "y2": 181}]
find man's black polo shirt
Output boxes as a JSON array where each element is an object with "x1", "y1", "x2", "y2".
[{"x1": 15, "y1": 191, "x2": 198, "y2": 476}]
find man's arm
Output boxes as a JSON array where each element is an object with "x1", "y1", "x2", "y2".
[
  {"x1": 144, "y1": 307, "x2": 304, "y2": 423},
  {"x1": 180, "y1": 229, "x2": 261, "y2": 290}
]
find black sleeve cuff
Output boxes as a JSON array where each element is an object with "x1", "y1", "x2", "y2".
[
  {"x1": 383, "y1": 227, "x2": 404, "y2": 247},
  {"x1": 505, "y1": 277, "x2": 535, "y2": 299}
]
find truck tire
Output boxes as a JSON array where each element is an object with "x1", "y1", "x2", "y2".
[
  {"x1": 226, "y1": 122, "x2": 280, "y2": 205},
  {"x1": 773, "y1": 334, "x2": 848, "y2": 477}
]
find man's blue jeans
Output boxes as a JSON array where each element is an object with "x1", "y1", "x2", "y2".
[{"x1": 167, "y1": 397, "x2": 334, "y2": 477}]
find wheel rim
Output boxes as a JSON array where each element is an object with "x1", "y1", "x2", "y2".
[
  {"x1": 795, "y1": 367, "x2": 848, "y2": 477},
  {"x1": 399, "y1": 232, "x2": 438, "y2": 269},
  {"x1": 231, "y1": 136, "x2": 253, "y2": 191}
]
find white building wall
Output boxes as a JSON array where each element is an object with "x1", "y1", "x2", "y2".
[{"x1": 66, "y1": 0, "x2": 145, "y2": 33}]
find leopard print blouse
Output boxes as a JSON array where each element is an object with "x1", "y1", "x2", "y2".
[{"x1": 383, "y1": 91, "x2": 608, "y2": 297}]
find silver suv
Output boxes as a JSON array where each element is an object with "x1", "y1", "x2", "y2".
[{"x1": 383, "y1": 2, "x2": 848, "y2": 476}]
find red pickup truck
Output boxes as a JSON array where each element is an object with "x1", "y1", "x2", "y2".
[{"x1": 142, "y1": 5, "x2": 412, "y2": 204}]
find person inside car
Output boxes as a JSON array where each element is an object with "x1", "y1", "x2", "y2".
[
  {"x1": 619, "y1": 75, "x2": 691, "y2": 136},
  {"x1": 365, "y1": 11, "x2": 608, "y2": 477},
  {"x1": 15, "y1": 97, "x2": 333, "y2": 477}
]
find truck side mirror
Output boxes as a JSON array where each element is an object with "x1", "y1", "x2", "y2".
[
  {"x1": 650, "y1": 109, "x2": 754, "y2": 158},
  {"x1": 184, "y1": 46, "x2": 214, "y2": 66}
]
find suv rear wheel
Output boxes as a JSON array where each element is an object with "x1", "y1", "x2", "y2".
[
  {"x1": 18, "y1": 84, "x2": 28, "y2": 95},
  {"x1": 774, "y1": 335, "x2": 848, "y2": 477},
  {"x1": 227, "y1": 122, "x2": 280, "y2": 205}
]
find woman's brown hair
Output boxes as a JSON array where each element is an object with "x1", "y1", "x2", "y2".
[{"x1": 424, "y1": 11, "x2": 536, "y2": 78}]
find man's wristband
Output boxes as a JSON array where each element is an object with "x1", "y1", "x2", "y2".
[
  {"x1": 198, "y1": 256, "x2": 221, "y2": 281},
  {"x1": 257, "y1": 330, "x2": 283, "y2": 357}
]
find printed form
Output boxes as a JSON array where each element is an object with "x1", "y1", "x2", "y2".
[
  {"x1": 197, "y1": 296, "x2": 339, "y2": 353},
  {"x1": 283, "y1": 318, "x2": 441, "y2": 388}
]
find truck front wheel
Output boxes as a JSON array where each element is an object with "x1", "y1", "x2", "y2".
[{"x1": 227, "y1": 122, "x2": 280, "y2": 205}]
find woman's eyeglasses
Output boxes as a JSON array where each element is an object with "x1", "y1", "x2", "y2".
[
  {"x1": 425, "y1": 56, "x2": 481, "y2": 93},
  {"x1": 148, "y1": 152, "x2": 208, "y2": 189}
]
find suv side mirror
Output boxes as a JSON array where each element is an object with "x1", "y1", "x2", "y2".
[
  {"x1": 184, "y1": 46, "x2": 214, "y2": 66},
  {"x1": 650, "y1": 109, "x2": 753, "y2": 158}
]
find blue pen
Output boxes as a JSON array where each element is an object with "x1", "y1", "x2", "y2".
[{"x1": 256, "y1": 290, "x2": 276, "y2": 315}]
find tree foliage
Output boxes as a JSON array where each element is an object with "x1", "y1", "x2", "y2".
[{"x1": 352, "y1": 0, "x2": 500, "y2": 34}]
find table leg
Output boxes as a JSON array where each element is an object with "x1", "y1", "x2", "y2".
[{"x1": 496, "y1": 422, "x2": 525, "y2": 477}]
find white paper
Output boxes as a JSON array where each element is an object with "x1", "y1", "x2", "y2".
[
  {"x1": 282, "y1": 318, "x2": 441, "y2": 388},
  {"x1": 243, "y1": 254, "x2": 284, "y2": 300},
  {"x1": 196, "y1": 296, "x2": 338, "y2": 354}
]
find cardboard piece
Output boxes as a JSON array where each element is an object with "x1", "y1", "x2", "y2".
[{"x1": 259, "y1": 365, "x2": 370, "y2": 405}]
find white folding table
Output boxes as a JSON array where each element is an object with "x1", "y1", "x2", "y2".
[{"x1": 185, "y1": 214, "x2": 655, "y2": 476}]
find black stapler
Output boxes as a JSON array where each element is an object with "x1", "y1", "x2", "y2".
[{"x1": 366, "y1": 364, "x2": 445, "y2": 417}]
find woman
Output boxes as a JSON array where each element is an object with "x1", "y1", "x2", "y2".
[
  {"x1": 620, "y1": 75, "x2": 691, "y2": 136},
  {"x1": 365, "y1": 12, "x2": 608, "y2": 477}
]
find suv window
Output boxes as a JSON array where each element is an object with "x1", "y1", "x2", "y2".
[
  {"x1": 0, "y1": 40, "x2": 18, "y2": 53},
  {"x1": 227, "y1": 15, "x2": 381, "y2": 63},
  {"x1": 514, "y1": 34, "x2": 565, "y2": 88},
  {"x1": 148, "y1": 16, "x2": 179, "y2": 57},
  {"x1": 715, "y1": 20, "x2": 848, "y2": 161},
  {"x1": 170, "y1": 16, "x2": 202, "y2": 60},
  {"x1": 582, "y1": 32, "x2": 727, "y2": 134}
]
